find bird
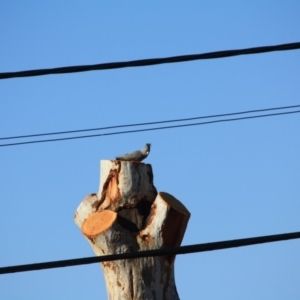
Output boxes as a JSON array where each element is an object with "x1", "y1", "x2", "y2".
[{"x1": 116, "y1": 143, "x2": 151, "y2": 162}]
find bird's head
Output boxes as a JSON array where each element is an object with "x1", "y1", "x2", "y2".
[{"x1": 143, "y1": 143, "x2": 151, "y2": 154}]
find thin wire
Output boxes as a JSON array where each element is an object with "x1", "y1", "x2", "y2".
[
  {"x1": 1, "y1": 42, "x2": 299, "y2": 80},
  {"x1": 0, "y1": 110, "x2": 299, "y2": 148},
  {"x1": 0, "y1": 231, "x2": 299, "y2": 275},
  {"x1": 1, "y1": 104, "x2": 300, "y2": 141}
]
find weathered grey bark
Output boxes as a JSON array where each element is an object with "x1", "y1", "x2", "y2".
[{"x1": 74, "y1": 160, "x2": 190, "y2": 300}]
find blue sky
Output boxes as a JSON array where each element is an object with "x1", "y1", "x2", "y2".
[{"x1": 1, "y1": 1, "x2": 300, "y2": 299}]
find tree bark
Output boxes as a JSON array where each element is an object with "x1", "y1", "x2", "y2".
[{"x1": 75, "y1": 160, "x2": 190, "y2": 300}]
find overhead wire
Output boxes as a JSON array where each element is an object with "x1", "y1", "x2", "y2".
[
  {"x1": 0, "y1": 42, "x2": 299, "y2": 80},
  {"x1": 1, "y1": 104, "x2": 300, "y2": 141},
  {"x1": 0, "y1": 231, "x2": 299, "y2": 275},
  {"x1": 1, "y1": 109, "x2": 299, "y2": 147}
]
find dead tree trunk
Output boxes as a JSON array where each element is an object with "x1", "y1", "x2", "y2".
[{"x1": 74, "y1": 160, "x2": 190, "y2": 300}]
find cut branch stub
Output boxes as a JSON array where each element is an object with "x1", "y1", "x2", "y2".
[
  {"x1": 81, "y1": 210, "x2": 138, "y2": 257},
  {"x1": 74, "y1": 160, "x2": 190, "y2": 300},
  {"x1": 138, "y1": 192, "x2": 190, "y2": 264},
  {"x1": 82, "y1": 210, "x2": 117, "y2": 238},
  {"x1": 97, "y1": 160, "x2": 157, "y2": 211}
]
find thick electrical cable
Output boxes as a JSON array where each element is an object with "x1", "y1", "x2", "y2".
[
  {"x1": 1, "y1": 109, "x2": 299, "y2": 147},
  {"x1": 1, "y1": 104, "x2": 300, "y2": 141},
  {"x1": 0, "y1": 42, "x2": 299, "y2": 80},
  {"x1": 0, "y1": 231, "x2": 299, "y2": 275}
]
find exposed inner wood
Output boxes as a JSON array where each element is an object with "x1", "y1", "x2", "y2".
[{"x1": 81, "y1": 210, "x2": 117, "y2": 237}]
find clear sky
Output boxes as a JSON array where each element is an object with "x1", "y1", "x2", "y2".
[{"x1": 1, "y1": 1, "x2": 300, "y2": 299}]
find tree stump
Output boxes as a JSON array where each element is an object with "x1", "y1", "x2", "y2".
[{"x1": 74, "y1": 160, "x2": 190, "y2": 300}]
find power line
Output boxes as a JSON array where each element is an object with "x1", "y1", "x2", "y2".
[
  {"x1": 1, "y1": 42, "x2": 299, "y2": 80},
  {"x1": 1, "y1": 110, "x2": 299, "y2": 147},
  {"x1": 1, "y1": 104, "x2": 300, "y2": 141},
  {"x1": 0, "y1": 231, "x2": 299, "y2": 275}
]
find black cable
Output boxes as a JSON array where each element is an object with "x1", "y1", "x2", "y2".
[
  {"x1": 1, "y1": 110, "x2": 299, "y2": 147},
  {"x1": 0, "y1": 231, "x2": 299, "y2": 275},
  {"x1": 1, "y1": 104, "x2": 300, "y2": 141},
  {"x1": 1, "y1": 42, "x2": 299, "y2": 80}
]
